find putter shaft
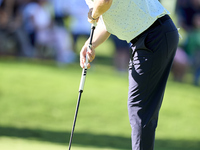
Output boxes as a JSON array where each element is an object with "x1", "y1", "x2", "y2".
[{"x1": 68, "y1": 91, "x2": 82, "y2": 150}]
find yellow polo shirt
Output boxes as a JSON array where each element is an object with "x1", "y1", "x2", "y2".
[{"x1": 85, "y1": 0, "x2": 169, "y2": 42}]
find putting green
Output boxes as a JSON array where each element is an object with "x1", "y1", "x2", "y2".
[{"x1": 0, "y1": 137, "x2": 118, "y2": 150}]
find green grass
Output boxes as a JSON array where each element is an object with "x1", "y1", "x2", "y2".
[
  {"x1": 0, "y1": 1, "x2": 200, "y2": 149},
  {"x1": 0, "y1": 58, "x2": 200, "y2": 150},
  {"x1": 0, "y1": 137, "x2": 117, "y2": 150}
]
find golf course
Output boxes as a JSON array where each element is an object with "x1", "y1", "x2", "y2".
[
  {"x1": 0, "y1": 1, "x2": 200, "y2": 150},
  {"x1": 0, "y1": 56, "x2": 200, "y2": 150}
]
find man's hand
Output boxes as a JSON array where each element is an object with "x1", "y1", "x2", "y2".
[
  {"x1": 80, "y1": 42, "x2": 95, "y2": 69},
  {"x1": 88, "y1": 8, "x2": 99, "y2": 24},
  {"x1": 88, "y1": 0, "x2": 113, "y2": 24}
]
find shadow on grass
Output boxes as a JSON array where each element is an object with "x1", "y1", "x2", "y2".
[
  {"x1": 0, "y1": 126, "x2": 200, "y2": 150},
  {"x1": 0, "y1": 126, "x2": 131, "y2": 149}
]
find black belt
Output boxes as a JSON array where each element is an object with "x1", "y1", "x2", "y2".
[{"x1": 130, "y1": 15, "x2": 171, "y2": 44}]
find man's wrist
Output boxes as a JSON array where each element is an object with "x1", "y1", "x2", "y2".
[{"x1": 91, "y1": 16, "x2": 99, "y2": 20}]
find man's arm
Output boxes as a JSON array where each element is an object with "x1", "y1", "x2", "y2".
[
  {"x1": 91, "y1": 23, "x2": 111, "y2": 48},
  {"x1": 80, "y1": 0, "x2": 113, "y2": 68}
]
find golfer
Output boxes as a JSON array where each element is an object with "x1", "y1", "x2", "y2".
[{"x1": 80, "y1": 0, "x2": 179, "y2": 149}]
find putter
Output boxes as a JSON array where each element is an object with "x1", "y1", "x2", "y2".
[{"x1": 68, "y1": 22, "x2": 96, "y2": 150}]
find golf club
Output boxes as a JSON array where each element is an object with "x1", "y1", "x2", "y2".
[{"x1": 68, "y1": 22, "x2": 97, "y2": 150}]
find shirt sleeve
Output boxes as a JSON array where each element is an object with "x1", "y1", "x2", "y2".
[{"x1": 85, "y1": 0, "x2": 94, "y2": 8}]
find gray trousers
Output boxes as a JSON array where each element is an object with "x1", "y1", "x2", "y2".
[{"x1": 128, "y1": 16, "x2": 179, "y2": 150}]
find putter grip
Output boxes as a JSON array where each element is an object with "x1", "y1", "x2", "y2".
[
  {"x1": 79, "y1": 44, "x2": 91, "y2": 92},
  {"x1": 79, "y1": 23, "x2": 96, "y2": 92},
  {"x1": 79, "y1": 68, "x2": 87, "y2": 92}
]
